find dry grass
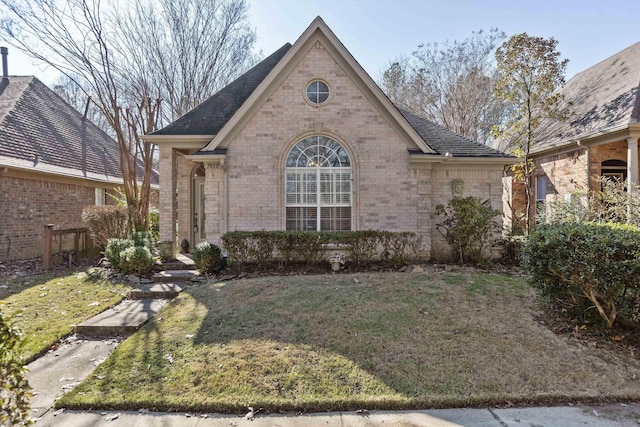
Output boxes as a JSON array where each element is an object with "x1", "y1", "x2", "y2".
[
  {"x1": 0, "y1": 269, "x2": 131, "y2": 361},
  {"x1": 58, "y1": 270, "x2": 640, "y2": 412}
]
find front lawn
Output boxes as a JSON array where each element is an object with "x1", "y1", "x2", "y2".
[
  {"x1": 1, "y1": 269, "x2": 132, "y2": 361},
  {"x1": 58, "y1": 271, "x2": 640, "y2": 412}
]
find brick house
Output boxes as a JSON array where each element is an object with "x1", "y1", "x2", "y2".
[
  {"x1": 504, "y1": 42, "x2": 640, "y2": 231},
  {"x1": 144, "y1": 17, "x2": 514, "y2": 259},
  {"x1": 0, "y1": 48, "x2": 158, "y2": 261}
]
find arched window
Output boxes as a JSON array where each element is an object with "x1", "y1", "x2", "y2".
[
  {"x1": 285, "y1": 136, "x2": 352, "y2": 231},
  {"x1": 601, "y1": 159, "x2": 627, "y2": 183}
]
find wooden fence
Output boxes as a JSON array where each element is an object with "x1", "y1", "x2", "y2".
[{"x1": 43, "y1": 224, "x2": 90, "y2": 270}]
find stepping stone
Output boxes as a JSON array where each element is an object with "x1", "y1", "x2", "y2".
[
  {"x1": 155, "y1": 254, "x2": 195, "y2": 271},
  {"x1": 153, "y1": 269, "x2": 200, "y2": 283},
  {"x1": 75, "y1": 299, "x2": 168, "y2": 336},
  {"x1": 130, "y1": 283, "x2": 184, "y2": 299}
]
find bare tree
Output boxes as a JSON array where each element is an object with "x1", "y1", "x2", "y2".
[
  {"x1": 381, "y1": 29, "x2": 507, "y2": 144},
  {"x1": 0, "y1": 0, "x2": 257, "y2": 230},
  {"x1": 52, "y1": 73, "x2": 113, "y2": 136},
  {"x1": 112, "y1": 0, "x2": 258, "y2": 123}
]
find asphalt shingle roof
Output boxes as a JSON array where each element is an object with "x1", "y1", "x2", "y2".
[
  {"x1": 153, "y1": 43, "x2": 293, "y2": 136},
  {"x1": 0, "y1": 76, "x2": 157, "y2": 184},
  {"x1": 533, "y1": 42, "x2": 640, "y2": 153},
  {"x1": 398, "y1": 108, "x2": 512, "y2": 158},
  {"x1": 152, "y1": 42, "x2": 511, "y2": 159}
]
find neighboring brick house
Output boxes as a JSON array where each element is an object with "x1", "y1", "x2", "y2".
[
  {"x1": 504, "y1": 42, "x2": 640, "y2": 231},
  {"x1": 144, "y1": 17, "x2": 514, "y2": 259},
  {"x1": 0, "y1": 49, "x2": 158, "y2": 261}
]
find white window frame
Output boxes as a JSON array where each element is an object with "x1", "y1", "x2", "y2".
[
  {"x1": 285, "y1": 136, "x2": 352, "y2": 231},
  {"x1": 95, "y1": 187, "x2": 106, "y2": 206}
]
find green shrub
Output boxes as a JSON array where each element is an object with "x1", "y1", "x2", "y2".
[
  {"x1": 221, "y1": 230, "x2": 422, "y2": 268},
  {"x1": 523, "y1": 222, "x2": 640, "y2": 328},
  {"x1": 105, "y1": 238, "x2": 134, "y2": 270},
  {"x1": 82, "y1": 205, "x2": 129, "y2": 249},
  {"x1": 379, "y1": 231, "x2": 422, "y2": 266},
  {"x1": 148, "y1": 208, "x2": 160, "y2": 242},
  {"x1": 119, "y1": 246, "x2": 154, "y2": 276},
  {"x1": 338, "y1": 230, "x2": 381, "y2": 266},
  {"x1": 272, "y1": 231, "x2": 304, "y2": 263},
  {"x1": 497, "y1": 235, "x2": 526, "y2": 266},
  {"x1": 193, "y1": 242, "x2": 223, "y2": 274},
  {"x1": 0, "y1": 304, "x2": 31, "y2": 426},
  {"x1": 435, "y1": 197, "x2": 499, "y2": 264},
  {"x1": 130, "y1": 231, "x2": 156, "y2": 255}
]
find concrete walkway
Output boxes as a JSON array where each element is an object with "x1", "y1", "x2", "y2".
[{"x1": 32, "y1": 403, "x2": 640, "y2": 426}]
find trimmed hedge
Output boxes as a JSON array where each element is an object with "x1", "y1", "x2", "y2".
[
  {"x1": 523, "y1": 221, "x2": 640, "y2": 328},
  {"x1": 221, "y1": 230, "x2": 422, "y2": 267}
]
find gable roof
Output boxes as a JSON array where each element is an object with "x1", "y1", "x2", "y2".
[
  {"x1": 0, "y1": 76, "x2": 158, "y2": 185},
  {"x1": 152, "y1": 43, "x2": 292, "y2": 136},
  {"x1": 533, "y1": 42, "x2": 640, "y2": 153},
  {"x1": 399, "y1": 108, "x2": 512, "y2": 158},
  {"x1": 149, "y1": 17, "x2": 512, "y2": 160}
]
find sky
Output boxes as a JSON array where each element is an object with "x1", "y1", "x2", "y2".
[{"x1": 6, "y1": 0, "x2": 640, "y2": 85}]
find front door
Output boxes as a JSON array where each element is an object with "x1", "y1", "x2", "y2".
[{"x1": 193, "y1": 177, "x2": 206, "y2": 246}]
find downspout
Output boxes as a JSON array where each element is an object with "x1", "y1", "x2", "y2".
[{"x1": 223, "y1": 160, "x2": 229, "y2": 238}]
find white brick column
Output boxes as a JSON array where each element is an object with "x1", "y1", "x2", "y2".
[
  {"x1": 158, "y1": 146, "x2": 177, "y2": 255},
  {"x1": 628, "y1": 137, "x2": 639, "y2": 189}
]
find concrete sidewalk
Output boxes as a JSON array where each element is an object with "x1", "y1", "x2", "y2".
[{"x1": 32, "y1": 403, "x2": 640, "y2": 426}]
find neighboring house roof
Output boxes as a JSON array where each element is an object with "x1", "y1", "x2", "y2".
[
  {"x1": 152, "y1": 43, "x2": 292, "y2": 136},
  {"x1": 533, "y1": 42, "x2": 640, "y2": 154},
  {"x1": 0, "y1": 76, "x2": 158, "y2": 185},
  {"x1": 150, "y1": 17, "x2": 512, "y2": 160},
  {"x1": 399, "y1": 108, "x2": 512, "y2": 158}
]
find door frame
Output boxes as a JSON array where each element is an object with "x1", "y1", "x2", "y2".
[{"x1": 192, "y1": 164, "x2": 206, "y2": 247}]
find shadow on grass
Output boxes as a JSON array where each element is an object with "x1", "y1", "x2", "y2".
[{"x1": 58, "y1": 272, "x2": 640, "y2": 413}]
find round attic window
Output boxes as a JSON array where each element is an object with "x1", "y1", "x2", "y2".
[{"x1": 306, "y1": 80, "x2": 330, "y2": 105}]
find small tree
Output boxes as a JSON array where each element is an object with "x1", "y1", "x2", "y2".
[
  {"x1": 493, "y1": 33, "x2": 569, "y2": 234},
  {"x1": 435, "y1": 197, "x2": 499, "y2": 264}
]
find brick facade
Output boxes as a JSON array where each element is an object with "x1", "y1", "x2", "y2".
[
  {"x1": 0, "y1": 173, "x2": 119, "y2": 261},
  {"x1": 184, "y1": 41, "x2": 507, "y2": 259},
  {"x1": 507, "y1": 139, "x2": 640, "y2": 230}
]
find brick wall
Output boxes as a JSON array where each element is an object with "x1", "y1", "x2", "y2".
[
  {"x1": 588, "y1": 140, "x2": 632, "y2": 188},
  {"x1": 215, "y1": 40, "x2": 421, "y2": 242},
  {"x1": 537, "y1": 148, "x2": 589, "y2": 204},
  {"x1": 0, "y1": 175, "x2": 105, "y2": 261},
  {"x1": 196, "y1": 39, "x2": 505, "y2": 259}
]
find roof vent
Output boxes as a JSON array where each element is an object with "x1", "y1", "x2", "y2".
[{"x1": 0, "y1": 47, "x2": 7, "y2": 78}]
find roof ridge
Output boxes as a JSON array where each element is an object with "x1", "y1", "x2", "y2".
[
  {"x1": 569, "y1": 41, "x2": 640, "y2": 82},
  {"x1": 0, "y1": 76, "x2": 34, "y2": 126},
  {"x1": 153, "y1": 43, "x2": 292, "y2": 134}
]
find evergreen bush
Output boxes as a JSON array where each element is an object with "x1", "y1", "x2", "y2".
[
  {"x1": 193, "y1": 242, "x2": 222, "y2": 274},
  {"x1": 523, "y1": 221, "x2": 640, "y2": 328}
]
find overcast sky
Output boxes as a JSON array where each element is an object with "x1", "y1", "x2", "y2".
[{"x1": 6, "y1": 0, "x2": 640, "y2": 85}]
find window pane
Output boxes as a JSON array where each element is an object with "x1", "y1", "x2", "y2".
[
  {"x1": 287, "y1": 207, "x2": 317, "y2": 231},
  {"x1": 320, "y1": 207, "x2": 351, "y2": 231},
  {"x1": 317, "y1": 82, "x2": 329, "y2": 93}
]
